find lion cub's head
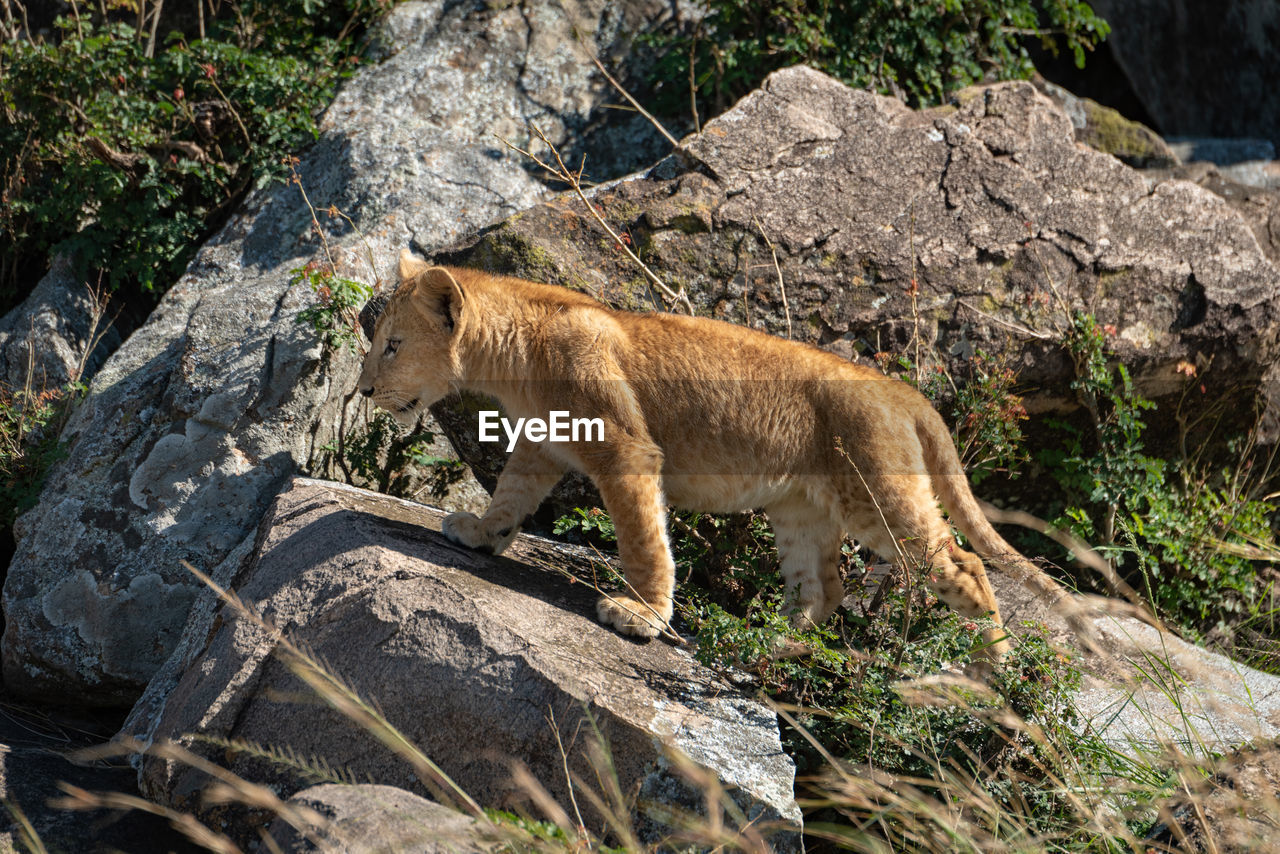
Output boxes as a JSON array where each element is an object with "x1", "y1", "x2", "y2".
[{"x1": 358, "y1": 250, "x2": 466, "y2": 424}]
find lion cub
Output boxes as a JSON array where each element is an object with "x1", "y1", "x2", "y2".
[{"x1": 359, "y1": 252, "x2": 1057, "y2": 663}]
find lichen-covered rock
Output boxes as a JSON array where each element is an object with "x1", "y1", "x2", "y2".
[
  {"x1": 125, "y1": 478, "x2": 801, "y2": 851},
  {"x1": 1146, "y1": 161, "x2": 1280, "y2": 268},
  {"x1": 1, "y1": 0, "x2": 678, "y2": 706},
  {"x1": 1034, "y1": 78, "x2": 1179, "y2": 168},
  {"x1": 426, "y1": 68, "x2": 1280, "y2": 481}
]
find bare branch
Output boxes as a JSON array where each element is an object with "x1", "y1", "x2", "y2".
[{"x1": 498, "y1": 126, "x2": 693, "y2": 315}]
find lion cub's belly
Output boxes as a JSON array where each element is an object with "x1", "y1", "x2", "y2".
[{"x1": 660, "y1": 473, "x2": 795, "y2": 514}]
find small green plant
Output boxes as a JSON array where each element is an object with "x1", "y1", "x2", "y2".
[
  {"x1": 552, "y1": 506, "x2": 617, "y2": 544},
  {"x1": 953, "y1": 349, "x2": 1030, "y2": 484},
  {"x1": 875, "y1": 347, "x2": 1030, "y2": 486},
  {"x1": 292, "y1": 261, "x2": 373, "y2": 356},
  {"x1": 646, "y1": 0, "x2": 1110, "y2": 118},
  {"x1": 320, "y1": 411, "x2": 464, "y2": 500}
]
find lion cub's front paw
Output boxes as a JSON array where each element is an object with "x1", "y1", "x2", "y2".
[
  {"x1": 441, "y1": 512, "x2": 516, "y2": 555},
  {"x1": 596, "y1": 595, "x2": 671, "y2": 639}
]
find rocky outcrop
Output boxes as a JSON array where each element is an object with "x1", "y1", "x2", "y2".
[
  {"x1": 425, "y1": 68, "x2": 1280, "y2": 479},
  {"x1": 951, "y1": 565, "x2": 1280, "y2": 752},
  {"x1": 1088, "y1": 0, "x2": 1280, "y2": 152},
  {"x1": 1, "y1": 0, "x2": 679, "y2": 706},
  {"x1": 1145, "y1": 162, "x2": 1280, "y2": 268},
  {"x1": 267, "y1": 785, "x2": 495, "y2": 854},
  {"x1": 124, "y1": 478, "x2": 802, "y2": 850}
]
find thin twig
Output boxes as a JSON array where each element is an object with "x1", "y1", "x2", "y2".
[
  {"x1": 752, "y1": 215, "x2": 791, "y2": 339},
  {"x1": 956, "y1": 300, "x2": 1054, "y2": 340},
  {"x1": 207, "y1": 72, "x2": 251, "y2": 149},
  {"x1": 688, "y1": 23, "x2": 701, "y2": 134},
  {"x1": 498, "y1": 126, "x2": 693, "y2": 314},
  {"x1": 572, "y1": 30, "x2": 679, "y2": 148},
  {"x1": 145, "y1": 0, "x2": 164, "y2": 58},
  {"x1": 547, "y1": 706, "x2": 589, "y2": 839}
]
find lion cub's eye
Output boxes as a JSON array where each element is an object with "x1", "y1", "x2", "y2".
[{"x1": 384, "y1": 339, "x2": 400, "y2": 357}]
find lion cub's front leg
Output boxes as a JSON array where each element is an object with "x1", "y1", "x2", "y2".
[
  {"x1": 442, "y1": 441, "x2": 563, "y2": 556},
  {"x1": 591, "y1": 467, "x2": 676, "y2": 640}
]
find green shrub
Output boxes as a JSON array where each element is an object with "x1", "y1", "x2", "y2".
[
  {"x1": 1042, "y1": 312, "x2": 1278, "y2": 641},
  {"x1": 0, "y1": 0, "x2": 391, "y2": 309},
  {"x1": 647, "y1": 0, "x2": 1109, "y2": 116}
]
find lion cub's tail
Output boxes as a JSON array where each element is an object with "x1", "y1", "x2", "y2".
[
  {"x1": 915, "y1": 408, "x2": 1162, "y2": 642},
  {"x1": 914, "y1": 409, "x2": 1071, "y2": 607}
]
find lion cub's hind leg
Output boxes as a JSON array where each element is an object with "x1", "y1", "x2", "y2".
[
  {"x1": 842, "y1": 475, "x2": 1009, "y2": 666},
  {"x1": 767, "y1": 497, "x2": 847, "y2": 630}
]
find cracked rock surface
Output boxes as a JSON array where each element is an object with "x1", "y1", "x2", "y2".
[
  {"x1": 126, "y1": 478, "x2": 801, "y2": 851},
  {"x1": 1, "y1": 0, "x2": 676, "y2": 706},
  {"x1": 431, "y1": 67, "x2": 1280, "y2": 491}
]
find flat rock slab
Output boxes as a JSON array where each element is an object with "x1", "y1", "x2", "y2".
[
  {"x1": 126, "y1": 478, "x2": 801, "y2": 850},
  {"x1": 968, "y1": 568, "x2": 1280, "y2": 754},
  {"x1": 267, "y1": 784, "x2": 495, "y2": 854},
  {"x1": 1, "y1": 0, "x2": 674, "y2": 706}
]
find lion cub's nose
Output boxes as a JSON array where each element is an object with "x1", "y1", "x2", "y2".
[{"x1": 359, "y1": 385, "x2": 374, "y2": 398}]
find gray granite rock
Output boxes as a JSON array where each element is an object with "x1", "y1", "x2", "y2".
[
  {"x1": 0, "y1": 254, "x2": 120, "y2": 393},
  {"x1": 267, "y1": 784, "x2": 495, "y2": 854},
  {"x1": 1, "y1": 0, "x2": 678, "y2": 706},
  {"x1": 126, "y1": 477, "x2": 801, "y2": 851},
  {"x1": 418, "y1": 67, "x2": 1280, "y2": 500}
]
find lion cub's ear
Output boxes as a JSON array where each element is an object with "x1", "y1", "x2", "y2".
[
  {"x1": 398, "y1": 248, "x2": 430, "y2": 282},
  {"x1": 406, "y1": 266, "x2": 466, "y2": 332}
]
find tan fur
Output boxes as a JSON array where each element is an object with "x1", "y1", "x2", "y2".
[{"x1": 359, "y1": 251, "x2": 1072, "y2": 664}]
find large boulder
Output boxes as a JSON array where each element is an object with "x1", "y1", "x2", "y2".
[
  {"x1": 954, "y1": 567, "x2": 1280, "y2": 752},
  {"x1": 123, "y1": 477, "x2": 802, "y2": 850},
  {"x1": 1, "y1": 0, "x2": 678, "y2": 706},
  {"x1": 425, "y1": 68, "x2": 1280, "y2": 481}
]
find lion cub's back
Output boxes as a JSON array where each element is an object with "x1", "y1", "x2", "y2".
[{"x1": 618, "y1": 311, "x2": 879, "y2": 382}]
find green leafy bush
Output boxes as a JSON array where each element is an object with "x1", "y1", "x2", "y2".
[
  {"x1": 0, "y1": 0, "x2": 390, "y2": 309},
  {"x1": 648, "y1": 0, "x2": 1109, "y2": 116},
  {"x1": 1042, "y1": 313, "x2": 1278, "y2": 641}
]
